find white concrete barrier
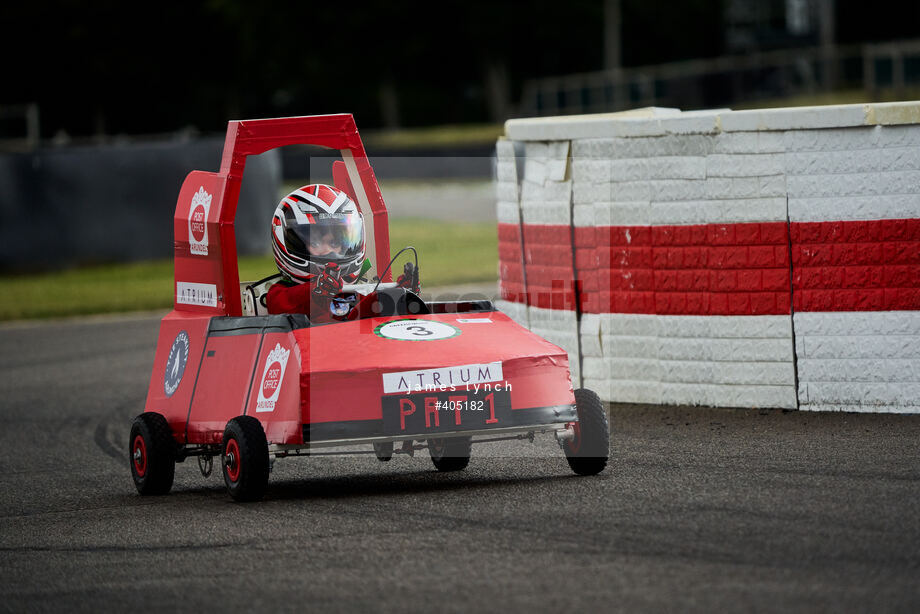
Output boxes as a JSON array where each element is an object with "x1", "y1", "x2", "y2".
[{"x1": 497, "y1": 102, "x2": 920, "y2": 413}]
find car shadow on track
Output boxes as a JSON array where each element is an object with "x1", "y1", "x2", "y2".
[
  {"x1": 264, "y1": 470, "x2": 578, "y2": 502},
  {"x1": 151, "y1": 459, "x2": 589, "y2": 504}
]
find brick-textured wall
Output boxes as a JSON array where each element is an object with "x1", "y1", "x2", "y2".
[
  {"x1": 793, "y1": 312, "x2": 920, "y2": 412},
  {"x1": 583, "y1": 222, "x2": 792, "y2": 316},
  {"x1": 783, "y1": 119, "x2": 920, "y2": 412},
  {"x1": 790, "y1": 219, "x2": 920, "y2": 312},
  {"x1": 494, "y1": 140, "x2": 528, "y2": 328},
  {"x1": 520, "y1": 142, "x2": 581, "y2": 384},
  {"x1": 496, "y1": 102, "x2": 920, "y2": 413}
]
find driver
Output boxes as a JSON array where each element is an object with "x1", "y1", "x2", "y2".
[{"x1": 266, "y1": 184, "x2": 416, "y2": 318}]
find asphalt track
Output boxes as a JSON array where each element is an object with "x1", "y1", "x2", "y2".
[{"x1": 1, "y1": 312, "x2": 918, "y2": 613}]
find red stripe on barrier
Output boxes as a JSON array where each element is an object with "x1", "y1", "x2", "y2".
[
  {"x1": 498, "y1": 223, "x2": 579, "y2": 309},
  {"x1": 497, "y1": 224, "x2": 520, "y2": 242},
  {"x1": 791, "y1": 218, "x2": 920, "y2": 311},
  {"x1": 500, "y1": 218, "x2": 920, "y2": 314},
  {"x1": 497, "y1": 223, "x2": 524, "y2": 302},
  {"x1": 583, "y1": 222, "x2": 792, "y2": 316}
]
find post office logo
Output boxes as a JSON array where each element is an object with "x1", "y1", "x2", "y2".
[
  {"x1": 188, "y1": 187, "x2": 212, "y2": 256},
  {"x1": 256, "y1": 343, "x2": 291, "y2": 412},
  {"x1": 164, "y1": 331, "x2": 190, "y2": 397}
]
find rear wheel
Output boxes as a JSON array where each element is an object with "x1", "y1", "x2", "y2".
[
  {"x1": 428, "y1": 436, "x2": 471, "y2": 472},
  {"x1": 129, "y1": 412, "x2": 176, "y2": 495},
  {"x1": 222, "y1": 416, "x2": 270, "y2": 502},
  {"x1": 564, "y1": 388, "x2": 609, "y2": 476}
]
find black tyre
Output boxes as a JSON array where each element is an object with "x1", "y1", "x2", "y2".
[
  {"x1": 129, "y1": 412, "x2": 176, "y2": 496},
  {"x1": 373, "y1": 441, "x2": 394, "y2": 462},
  {"x1": 564, "y1": 388, "x2": 610, "y2": 476},
  {"x1": 428, "y1": 436, "x2": 472, "y2": 472},
  {"x1": 222, "y1": 416, "x2": 270, "y2": 502}
]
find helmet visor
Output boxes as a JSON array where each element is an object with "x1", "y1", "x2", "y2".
[{"x1": 286, "y1": 212, "x2": 364, "y2": 262}]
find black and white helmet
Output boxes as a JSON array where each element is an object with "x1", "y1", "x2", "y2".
[{"x1": 270, "y1": 184, "x2": 365, "y2": 283}]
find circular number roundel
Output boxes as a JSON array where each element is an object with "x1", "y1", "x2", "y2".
[{"x1": 374, "y1": 319, "x2": 461, "y2": 341}]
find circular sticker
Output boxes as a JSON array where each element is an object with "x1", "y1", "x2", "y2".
[
  {"x1": 374, "y1": 319, "x2": 461, "y2": 341},
  {"x1": 164, "y1": 331, "x2": 190, "y2": 397},
  {"x1": 261, "y1": 361, "x2": 283, "y2": 398},
  {"x1": 190, "y1": 204, "x2": 207, "y2": 241}
]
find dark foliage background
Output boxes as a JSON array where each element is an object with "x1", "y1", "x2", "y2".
[{"x1": 3, "y1": 0, "x2": 918, "y2": 137}]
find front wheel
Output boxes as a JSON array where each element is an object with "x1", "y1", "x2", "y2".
[
  {"x1": 428, "y1": 436, "x2": 471, "y2": 472},
  {"x1": 222, "y1": 416, "x2": 270, "y2": 502},
  {"x1": 564, "y1": 388, "x2": 609, "y2": 476},
  {"x1": 129, "y1": 412, "x2": 176, "y2": 495}
]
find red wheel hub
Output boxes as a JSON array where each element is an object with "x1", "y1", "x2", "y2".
[
  {"x1": 225, "y1": 438, "x2": 241, "y2": 482},
  {"x1": 567, "y1": 421, "x2": 582, "y2": 455},
  {"x1": 132, "y1": 435, "x2": 147, "y2": 477}
]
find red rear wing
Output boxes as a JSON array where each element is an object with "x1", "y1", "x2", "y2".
[{"x1": 173, "y1": 114, "x2": 392, "y2": 317}]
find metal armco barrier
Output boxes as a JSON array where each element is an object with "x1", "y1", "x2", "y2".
[
  {"x1": 495, "y1": 103, "x2": 920, "y2": 413},
  {"x1": 0, "y1": 137, "x2": 281, "y2": 271}
]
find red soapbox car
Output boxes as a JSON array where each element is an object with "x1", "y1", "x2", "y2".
[{"x1": 130, "y1": 114, "x2": 609, "y2": 501}]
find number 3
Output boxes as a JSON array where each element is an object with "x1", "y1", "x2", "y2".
[{"x1": 405, "y1": 325, "x2": 433, "y2": 336}]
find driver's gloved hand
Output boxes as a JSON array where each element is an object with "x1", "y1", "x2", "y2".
[
  {"x1": 314, "y1": 262, "x2": 343, "y2": 298},
  {"x1": 396, "y1": 262, "x2": 420, "y2": 293}
]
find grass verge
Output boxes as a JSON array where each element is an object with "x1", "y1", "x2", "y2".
[{"x1": 0, "y1": 219, "x2": 498, "y2": 321}]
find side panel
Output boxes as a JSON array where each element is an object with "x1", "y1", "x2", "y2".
[
  {"x1": 185, "y1": 332, "x2": 262, "y2": 444},
  {"x1": 173, "y1": 171, "x2": 233, "y2": 316},
  {"x1": 244, "y1": 331, "x2": 302, "y2": 444},
  {"x1": 144, "y1": 311, "x2": 211, "y2": 443}
]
